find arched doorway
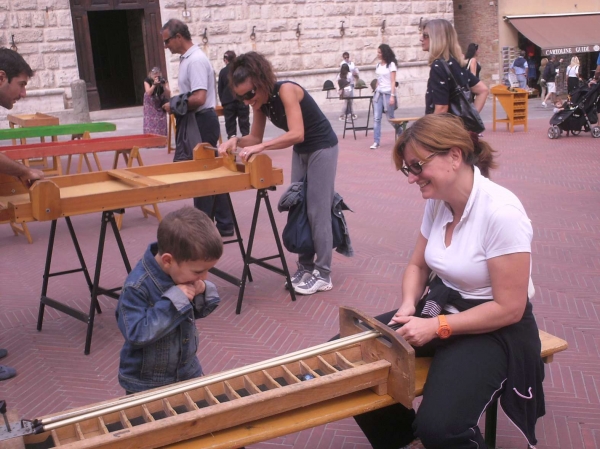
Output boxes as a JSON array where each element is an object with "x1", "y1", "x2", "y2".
[{"x1": 70, "y1": 0, "x2": 166, "y2": 111}]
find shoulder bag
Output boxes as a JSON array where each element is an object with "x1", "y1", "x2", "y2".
[
  {"x1": 439, "y1": 59, "x2": 485, "y2": 134},
  {"x1": 282, "y1": 175, "x2": 314, "y2": 254}
]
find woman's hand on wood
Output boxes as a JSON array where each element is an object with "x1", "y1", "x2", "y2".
[{"x1": 393, "y1": 315, "x2": 438, "y2": 347}]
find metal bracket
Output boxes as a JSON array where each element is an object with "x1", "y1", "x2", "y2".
[{"x1": 0, "y1": 420, "x2": 34, "y2": 441}]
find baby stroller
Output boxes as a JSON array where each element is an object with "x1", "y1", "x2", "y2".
[{"x1": 548, "y1": 81, "x2": 600, "y2": 139}]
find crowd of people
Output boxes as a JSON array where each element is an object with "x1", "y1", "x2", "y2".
[{"x1": 4, "y1": 14, "x2": 600, "y2": 449}]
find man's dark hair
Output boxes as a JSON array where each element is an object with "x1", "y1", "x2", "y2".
[
  {"x1": 342, "y1": 52, "x2": 349, "y2": 58},
  {"x1": 162, "y1": 19, "x2": 192, "y2": 41},
  {"x1": 157, "y1": 207, "x2": 223, "y2": 262},
  {"x1": 0, "y1": 48, "x2": 34, "y2": 82},
  {"x1": 224, "y1": 50, "x2": 236, "y2": 63}
]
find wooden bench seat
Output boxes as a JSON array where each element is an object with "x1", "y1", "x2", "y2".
[
  {"x1": 167, "y1": 329, "x2": 567, "y2": 449},
  {"x1": 390, "y1": 116, "x2": 421, "y2": 132}
]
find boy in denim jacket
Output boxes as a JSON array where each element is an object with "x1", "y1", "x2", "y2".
[{"x1": 116, "y1": 207, "x2": 223, "y2": 393}]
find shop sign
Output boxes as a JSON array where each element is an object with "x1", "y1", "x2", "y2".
[{"x1": 544, "y1": 44, "x2": 600, "y2": 55}]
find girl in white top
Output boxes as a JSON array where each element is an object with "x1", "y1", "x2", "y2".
[
  {"x1": 354, "y1": 114, "x2": 544, "y2": 449},
  {"x1": 370, "y1": 44, "x2": 397, "y2": 150},
  {"x1": 566, "y1": 56, "x2": 580, "y2": 94}
]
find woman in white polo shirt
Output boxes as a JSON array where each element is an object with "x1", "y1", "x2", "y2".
[
  {"x1": 354, "y1": 114, "x2": 545, "y2": 449},
  {"x1": 370, "y1": 43, "x2": 397, "y2": 150}
]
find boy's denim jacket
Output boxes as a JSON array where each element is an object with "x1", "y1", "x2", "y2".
[{"x1": 116, "y1": 243, "x2": 219, "y2": 393}]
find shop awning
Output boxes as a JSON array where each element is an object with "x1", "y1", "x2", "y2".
[{"x1": 505, "y1": 12, "x2": 600, "y2": 55}]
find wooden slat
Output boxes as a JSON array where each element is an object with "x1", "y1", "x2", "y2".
[
  {"x1": 107, "y1": 169, "x2": 166, "y2": 187},
  {"x1": 165, "y1": 389, "x2": 395, "y2": 449},
  {"x1": 1, "y1": 134, "x2": 166, "y2": 160}
]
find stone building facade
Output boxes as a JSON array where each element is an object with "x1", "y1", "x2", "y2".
[{"x1": 1, "y1": 0, "x2": 453, "y2": 120}]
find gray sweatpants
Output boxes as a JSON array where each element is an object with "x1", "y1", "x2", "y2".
[{"x1": 290, "y1": 144, "x2": 339, "y2": 277}]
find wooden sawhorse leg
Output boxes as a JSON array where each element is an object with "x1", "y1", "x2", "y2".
[
  {"x1": 37, "y1": 211, "x2": 132, "y2": 354},
  {"x1": 236, "y1": 188, "x2": 296, "y2": 314},
  {"x1": 112, "y1": 147, "x2": 161, "y2": 229},
  {"x1": 9, "y1": 221, "x2": 33, "y2": 244}
]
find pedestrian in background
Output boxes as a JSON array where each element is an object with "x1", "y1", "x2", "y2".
[
  {"x1": 538, "y1": 58, "x2": 548, "y2": 102},
  {"x1": 464, "y1": 43, "x2": 481, "y2": 78},
  {"x1": 336, "y1": 63, "x2": 355, "y2": 121},
  {"x1": 566, "y1": 56, "x2": 580, "y2": 94},
  {"x1": 510, "y1": 51, "x2": 528, "y2": 89},
  {"x1": 542, "y1": 55, "x2": 562, "y2": 107},
  {"x1": 143, "y1": 67, "x2": 169, "y2": 136},
  {"x1": 370, "y1": 44, "x2": 397, "y2": 150},
  {"x1": 218, "y1": 50, "x2": 250, "y2": 140}
]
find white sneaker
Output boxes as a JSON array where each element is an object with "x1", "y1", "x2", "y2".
[
  {"x1": 541, "y1": 102, "x2": 547, "y2": 107},
  {"x1": 338, "y1": 115, "x2": 346, "y2": 121},
  {"x1": 352, "y1": 114, "x2": 358, "y2": 119},
  {"x1": 285, "y1": 263, "x2": 311, "y2": 290},
  {"x1": 369, "y1": 143, "x2": 379, "y2": 150},
  {"x1": 294, "y1": 269, "x2": 333, "y2": 295}
]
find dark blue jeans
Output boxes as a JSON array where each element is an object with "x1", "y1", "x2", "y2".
[{"x1": 192, "y1": 109, "x2": 233, "y2": 233}]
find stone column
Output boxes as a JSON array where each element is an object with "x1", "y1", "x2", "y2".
[{"x1": 71, "y1": 79, "x2": 91, "y2": 123}]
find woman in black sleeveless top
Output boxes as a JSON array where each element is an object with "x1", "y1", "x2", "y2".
[
  {"x1": 464, "y1": 43, "x2": 481, "y2": 78},
  {"x1": 218, "y1": 52, "x2": 339, "y2": 296}
]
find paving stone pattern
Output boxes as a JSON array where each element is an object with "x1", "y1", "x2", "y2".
[{"x1": 0, "y1": 113, "x2": 599, "y2": 449}]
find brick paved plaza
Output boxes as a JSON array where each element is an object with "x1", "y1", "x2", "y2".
[{"x1": 1, "y1": 104, "x2": 599, "y2": 448}]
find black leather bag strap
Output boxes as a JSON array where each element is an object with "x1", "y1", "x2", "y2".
[{"x1": 439, "y1": 58, "x2": 467, "y2": 97}]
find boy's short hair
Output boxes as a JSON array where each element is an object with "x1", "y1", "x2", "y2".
[{"x1": 157, "y1": 207, "x2": 223, "y2": 262}]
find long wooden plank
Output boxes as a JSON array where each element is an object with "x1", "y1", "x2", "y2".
[
  {"x1": 0, "y1": 134, "x2": 166, "y2": 160},
  {"x1": 166, "y1": 389, "x2": 396, "y2": 449},
  {"x1": 107, "y1": 169, "x2": 166, "y2": 187},
  {"x1": 0, "y1": 122, "x2": 116, "y2": 140}
]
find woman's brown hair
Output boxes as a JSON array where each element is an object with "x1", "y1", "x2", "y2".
[
  {"x1": 229, "y1": 52, "x2": 277, "y2": 96},
  {"x1": 393, "y1": 114, "x2": 497, "y2": 178}
]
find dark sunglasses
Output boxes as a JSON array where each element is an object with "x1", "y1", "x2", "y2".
[
  {"x1": 422, "y1": 33, "x2": 430, "y2": 40},
  {"x1": 236, "y1": 88, "x2": 257, "y2": 102},
  {"x1": 400, "y1": 152, "x2": 443, "y2": 177},
  {"x1": 163, "y1": 34, "x2": 177, "y2": 45}
]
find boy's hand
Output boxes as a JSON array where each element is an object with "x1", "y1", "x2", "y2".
[
  {"x1": 193, "y1": 279, "x2": 206, "y2": 296},
  {"x1": 176, "y1": 284, "x2": 195, "y2": 301}
]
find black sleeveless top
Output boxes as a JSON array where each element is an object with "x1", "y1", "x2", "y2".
[{"x1": 260, "y1": 81, "x2": 338, "y2": 154}]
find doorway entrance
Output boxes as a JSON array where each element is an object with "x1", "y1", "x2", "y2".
[
  {"x1": 88, "y1": 10, "x2": 146, "y2": 109},
  {"x1": 70, "y1": 0, "x2": 166, "y2": 111}
]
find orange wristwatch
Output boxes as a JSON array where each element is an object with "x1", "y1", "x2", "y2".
[{"x1": 436, "y1": 315, "x2": 452, "y2": 339}]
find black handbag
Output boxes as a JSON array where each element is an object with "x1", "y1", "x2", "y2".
[
  {"x1": 439, "y1": 59, "x2": 485, "y2": 133},
  {"x1": 282, "y1": 176, "x2": 314, "y2": 254}
]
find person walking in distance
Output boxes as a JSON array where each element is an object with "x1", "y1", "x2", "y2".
[{"x1": 542, "y1": 55, "x2": 562, "y2": 107}]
